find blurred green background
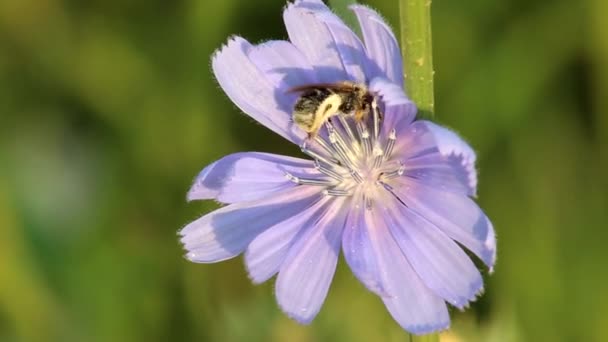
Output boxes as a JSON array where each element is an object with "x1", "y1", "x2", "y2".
[{"x1": 1, "y1": 0, "x2": 606, "y2": 341}]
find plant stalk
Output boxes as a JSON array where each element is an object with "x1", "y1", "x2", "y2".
[{"x1": 399, "y1": 0, "x2": 435, "y2": 119}]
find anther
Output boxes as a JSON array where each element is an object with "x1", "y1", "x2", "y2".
[
  {"x1": 384, "y1": 128, "x2": 396, "y2": 160},
  {"x1": 372, "y1": 99, "x2": 380, "y2": 141},
  {"x1": 381, "y1": 162, "x2": 405, "y2": 179},
  {"x1": 372, "y1": 144, "x2": 384, "y2": 169},
  {"x1": 285, "y1": 172, "x2": 299, "y2": 183},
  {"x1": 327, "y1": 121, "x2": 354, "y2": 156},
  {"x1": 284, "y1": 172, "x2": 335, "y2": 186},
  {"x1": 357, "y1": 122, "x2": 372, "y2": 156},
  {"x1": 323, "y1": 188, "x2": 352, "y2": 196}
]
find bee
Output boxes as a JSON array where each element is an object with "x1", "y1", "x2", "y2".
[{"x1": 289, "y1": 81, "x2": 377, "y2": 138}]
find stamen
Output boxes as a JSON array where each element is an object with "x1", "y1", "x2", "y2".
[
  {"x1": 384, "y1": 128, "x2": 396, "y2": 160},
  {"x1": 285, "y1": 172, "x2": 299, "y2": 183},
  {"x1": 326, "y1": 121, "x2": 355, "y2": 156},
  {"x1": 314, "y1": 160, "x2": 344, "y2": 181},
  {"x1": 372, "y1": 99, "x2": 380, "y2": 141},
  {"x1": 314, "y1": 135, "x2": 334, "y2": 155},
  {"x1": 337, "y1": 115, "x2": 358, "y2": 149},
  {"x1": 295, "y1": 97, "x2": 396, "y2": 204},
  {"x1": 284, "y1": 172, "x2": 335, "y2": 186},
  {"x1": 376, "y1": 179, "x2": 393, "y2": 191},
  {"x1": 372, "y1": 143, "x2": 384, "y2": 169},
  {"x1": 357, "y1": 122, "x2": 372, "y2": 156},
  {"x1": 301, "y1": 141, "x2": 339, "y2": 166},
  {"x1": 329, "y1": 131, "x2": 358, "y2": 171},
  {"x1": 298, "y1": 178, "x2": 336, "y2": 186},
  {"x1": 323, "y1": 188, "x2": 352, "y2": 196},
  {"x1": 349, "y1": 168, "x2": 364, "y2": 183},
  {"x1": 380, "y1": 162, "x2": 405, "y2": 180}
]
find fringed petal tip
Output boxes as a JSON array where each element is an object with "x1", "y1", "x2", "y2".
[
  {"x1": 402, "y1": 121, "x2": 477, "y2": 197},
  {"x1": 424, "y1": 122, "x2": 479, "y2": 195},
  {"x1": 211, "y1": 35, "x2": 246, "y2": 61},
  {"x1": 450, "y1": 279, "x2": 485, "y2": 311}
]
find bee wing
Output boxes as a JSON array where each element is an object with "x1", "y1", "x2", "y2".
[{"x1": 286, "y1": 82, "x2": 356, "y2": 93}]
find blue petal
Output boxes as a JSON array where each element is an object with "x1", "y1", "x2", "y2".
[
  {"x1": 283, "y1": 0, "x2": 351, "y2": 82},
  {"x1": 212, "y1": 37, "x2": 306, "y2": 143},
  {"x1": 392, "y1": 121, "x2": 477, "y2": 196},
  {"x1": 364, "y1": 207, "x2": 450, "y2": 334},
  {"x1": 248, "y1": 40, "x2": 318, "y2": 91},
  {"x1": 341, "y1": 197, "x2": 386, "y2": 296},
  {"x1": 391, "y1": 178, "x2": 496, "y2": 269},
  {"x1": 180, "y1": 186, "x2": 321, "y2": 263},
  {"x1": 369, "y1": 77, "x2": 416, "y2": 132},
  {"x1": 245, "y1": 198, "x2": 330, "y2": 284},
  {"x1": 275, "y1": 197, "x2": 348, "y2": 324},
  {"x1": 188, "y1": 152, "x2": 316, "y2": 204},
  {"x1": 305, "y1": 6, "x2": 371, "y2": 83},
  {"x1": 386, "y1": 202, "x2": 483, "y2": 309},
  {"x1": 404, "y1": 152, "x2": 476, "y2": 197},
  {"x1": 421, "y1": 121, "x2": 478, "y2": 195},
  {"x1": 351, "y1": 5, "x2": 404, "y2": 87}
]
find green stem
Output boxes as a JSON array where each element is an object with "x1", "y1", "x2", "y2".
[
  {"x1": 399, "y1": 0, "x2": 435, "y2": 119},
  {"x1": 399, "y1": 0, "x2": 438, "y2": 336}
]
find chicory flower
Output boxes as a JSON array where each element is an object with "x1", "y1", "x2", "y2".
[{"x1": 180, "y1": 0, "x2": 496, "y2": 334}]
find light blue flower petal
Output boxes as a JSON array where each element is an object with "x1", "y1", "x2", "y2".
[
  {"x1": 404, "y1": 153, "x2": 476, "y2": 196},
  {"x1": 387, "y1": 202, "x2": 483, "y2": 309},
  {"x1": 212, "y1": 36, "x2": 306, "y2": 143},
  {"x1": 364, "y1": 207, "x2": 450, "y2": 334},
  {"x1": 180, "y1": 186, "x2": 321, "y2": 263},
  {"x1": 248, "y1": 40, "x2": 318, "y2": 91},
  {"x1": 188, "y1": 152, "x2": 316, "y2": 204},
  {"x1": 391, "y1": 178, "x2": 496, "y2": 269},
  {"x1": 421, "y1": 121, "x2": 478, "y2": 194},
  {"x1": 275, "y1": 197, "x2": 348, "y2": 324},
  {"x1": 392, "y1": 120, "x2": 477, "y2": 196},
  {"x1": 306, "y1": 6, "x2": 370, "y2": 83},
  {"x1": 369, "y1": 77, "x2": 417, "y2": 131},
  {"x1": 351, "y1": 5, "x2": 404, "y2": 87},
  {"x1": 283, "y1": 0, "x2": 350, "y2": 82},
  {"x1": 341, "y1": 197, "x2": 386, "y2": 296},
  {"x1": 245, "y1": 198, "x2": 330, "y2": 284}
]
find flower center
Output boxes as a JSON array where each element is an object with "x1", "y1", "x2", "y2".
[{"x1": 285, "y1": 100, "x2": 404, "y2": 209}]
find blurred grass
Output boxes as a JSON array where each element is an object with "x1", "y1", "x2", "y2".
[{"x1": 0, "y1": 0, "x2": 606, "y2": 341}]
